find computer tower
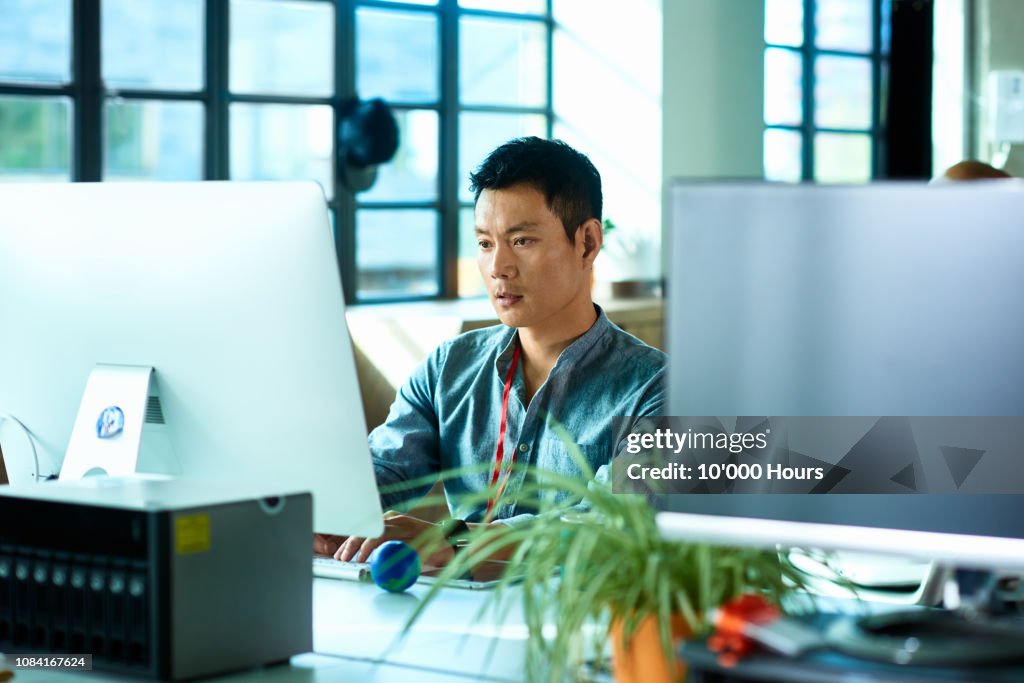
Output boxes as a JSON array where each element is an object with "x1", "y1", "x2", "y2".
[{"x1": 0, "y1": 477, "x2": 312, "y2": 679}]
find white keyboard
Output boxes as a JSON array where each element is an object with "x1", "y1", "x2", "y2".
[
  {"x1": 312, "y1": 555, "x2": 507, "y2": 590},
  {"x1": 312, "y1": 556, "x2": 372, "y2": 582}
]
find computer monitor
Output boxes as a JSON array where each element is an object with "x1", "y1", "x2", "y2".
[
  {"x1": 0, "y1": 181, "x2": 383, "y2": 537},
  {"x1": 656, "y1": 181, "x2": 1024, "y2": 572}
]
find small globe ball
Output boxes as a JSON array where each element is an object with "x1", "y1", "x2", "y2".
[{"x1": 370, "y1": 540, "x2": 421, "y2": 592}]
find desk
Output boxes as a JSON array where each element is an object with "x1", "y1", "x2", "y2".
[
  {"x1": 680, "y1": 610, "x2": 1024, "y2": 683},
  {"x1": 11, "y1": 578, "x2": 532, "y2": 682},
  {"x1": 680, "y1": 641, "x2": 1024, "y2": 683}
]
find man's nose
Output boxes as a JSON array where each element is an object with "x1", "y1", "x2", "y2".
[{"x1": 489, "y1": 244, "x2": 516, "y2": 279}]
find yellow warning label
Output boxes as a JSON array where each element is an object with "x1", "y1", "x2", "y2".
[{"x1": 175, "y1": 514, "x2": 211, "y2": 554}]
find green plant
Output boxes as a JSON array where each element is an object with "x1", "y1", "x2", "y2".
[
  {"x1": 398, "y1": 441, "x2": 809, "y2": 683},
  {"x1": 602, "y1": 217, "x2": 617, "y2": 243}
]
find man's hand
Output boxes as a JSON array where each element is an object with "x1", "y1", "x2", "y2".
[
  {"x1": 313, "y1": 533, "x2": 347, "y2": 556},
  {"x1": 334, "y1": 511, "x2": 455, "y2": 567}
]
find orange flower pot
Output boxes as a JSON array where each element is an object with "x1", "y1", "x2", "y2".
[{"x1": 609, "y1": 613, "x2": 691, "y2": 683}]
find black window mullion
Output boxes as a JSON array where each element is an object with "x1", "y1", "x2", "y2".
[
  {"x1": 72, "y1": 0, "x2": 102, "y2": 182},
  {"x1": 357, "y1": 201, "x2": 440, "y2": 210},
  {"x1": 963, "y1": 0, "x2": 978, "y2": 160},
  {"x1": 106, "y1": 89, "x2": 207, "y2": 101},
  {"x1": 205, "y1": 0, "x2": 229, "y2": 180},
  {"x1": 801, "y1": 0, "x2": 815, "y2": 181},
  {"x1": 0, "y1": 84, "x2": 74, "y2": 97},
  {"x1": 871, "y1": 0, "x2": 884, "y2": 177},
  {"x1": 336, "y1": 0, "x2": 358, "y2": 304},
  {"x1": 439, "y1": 0, "x2": 460, "y2": 299},
  {"x1": 544, "y1": 0, "x2": 554, "y2": 140},
  {"x1": 459, "y1": 104, "x2": 548, "y2": 115},
  {"x1": 230, "y1": 93, "x2": 334, "y2": 106}
]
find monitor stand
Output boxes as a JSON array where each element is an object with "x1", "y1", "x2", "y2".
[
  {"x1": 60, "y1": 364, "x2": 154, "y2": 480},
  {"x1": 827, "y1": 568, "x2": 1024, "y2": 666}
]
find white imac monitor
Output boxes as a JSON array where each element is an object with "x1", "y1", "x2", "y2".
[
  {"x1": 0, "y1": 181, "x2": 383, "y2": 537},
  {"x1": 656, "y1": 181, "x2": 1024, "y2": 572}
]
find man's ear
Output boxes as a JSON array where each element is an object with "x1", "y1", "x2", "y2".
[{"x1": 578, "y1": 218, "x2": 603, "y2": 266}]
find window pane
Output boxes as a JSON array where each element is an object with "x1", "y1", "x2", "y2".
[
  {"x1": 104, "y1": 100, "x2": 204, "y2": 181},
  {"x1": 360, "y1": 109, "x2": 439, "y2": 203},
  {"x1": 357, "y1": 209, "x2": 439, "y2": 298},
  {"x1": 458, "y1": 206, "x2": 486, "y2": 298},
  {"x1": 0, "y1": 96, "x2": 71, "y2": 181},
  {"x1": 373, "y1": 0, "x2": 437, "y2": 5},
  {"x1": 764, "y1": 48, "x2": 803, "y2": 126},
  {"x1": 458, "y1": 112, "x2": 546, "y2": 202},
  {"x1": 458, "y1": 0, "x2": 546, "y2": 14},
  {"x1": 816, "y1": 0, "x2": 872, "y2": 53},
  {"x1": 814, "y1": 55, "x2": 872, "y2": 130},
  {"x1": 814, "y1": 132, "x2": 871, "y2": 183},
  {"x1": 460, "y1": 17, "x2": 547, "y2": 107},
  {"x1": 230, "y1": 103, "x2": 334, "y2": 198},
  {"x1": 764, "y1": 0, "x2": 803, "y2": 47},
  {"x1": 0, "y1": 0, "x2": 71, "y2": 84},
  {"x1": 764, "y1": 128, "x2": 802, "y2": 182},
  {"x1": 230, "y1": 0, "x2": 334, "y2": 96},
  {"x1": 103, "y1": 0, "x2": 204, "y2": 91},
  {"x1": 356, "y1": 8, "x2": 439, "y2": 104}
]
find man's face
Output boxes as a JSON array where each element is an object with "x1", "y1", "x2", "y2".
[{"x1": 475, "y1": 184, "x2": 591, "y2": 330}]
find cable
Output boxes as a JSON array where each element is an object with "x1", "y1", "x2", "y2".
[{"x1": 0, "y1": 412, "x2": 42, "y2": 484}]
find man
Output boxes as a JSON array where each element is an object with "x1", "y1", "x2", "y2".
[{"x1": 320, "y1": 137, "x2": 665, "y2": 566}]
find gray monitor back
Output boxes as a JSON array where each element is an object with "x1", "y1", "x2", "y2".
[
  {"x1": 661, "y1": 181, "x2": 1024, "y2": 568},
  {"x1": 668, "y1": 181, "x2": 1024, "y2": 417}
]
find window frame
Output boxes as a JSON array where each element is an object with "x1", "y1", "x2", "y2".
[
  {"x1": 764, "y1": 0, "x2": 888, "y2": 181},
  {"x1": 0, "y1": 0, "x2": 555, "y2": 304}
]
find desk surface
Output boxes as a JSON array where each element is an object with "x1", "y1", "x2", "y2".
[
  {"x1": 12, "y1": 578, "x2": 1022, "y2": 682},
  {"x1": 681, "y1": 639, "x2": 1024, "y2": 683},
  {"x1": 10, "y1": 578, "x2": 532, "y2": 682}
]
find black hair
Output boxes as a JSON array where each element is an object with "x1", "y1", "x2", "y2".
[{"x1": 468, "y1": 137, "x2": 602, "y2": 243}]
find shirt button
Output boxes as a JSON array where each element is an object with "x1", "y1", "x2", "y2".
[{"x1": 518, "y1": 443, "x2": 529, "y2": 453}]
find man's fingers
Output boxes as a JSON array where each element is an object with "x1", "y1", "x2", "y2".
[
  {"x1": 334, "y1": 536, "x2": 387, "y2": 564},
  {"x1": 355, "y1": 537, "x2": 387, "y2": 564},
  {"x1": 314, "y1": 533, "x2": 346, "y2": 556},
  {"x1": 331, "y1": 514, "x2": 438, "y2": 564},
  {"x1": 335, "y1": 537, "x2": 366, "y2": 562}
]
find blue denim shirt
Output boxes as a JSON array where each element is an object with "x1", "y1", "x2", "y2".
[{"x1": 369, "y1": 305, "x2": 666, "y2": 526}]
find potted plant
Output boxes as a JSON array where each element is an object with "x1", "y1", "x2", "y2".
[
  {"x1": 401, "y1": 445, "x2": 807, "y2": 683},
  {"x1": 598, "y1": 218, "x2": 662, "y2": 299}
]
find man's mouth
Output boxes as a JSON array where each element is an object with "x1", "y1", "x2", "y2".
[{"x1": 495, "y1": 292, "x2": 523, "y2": 306}]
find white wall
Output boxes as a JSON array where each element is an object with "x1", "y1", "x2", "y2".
[
  {"x1": 933, "y1": 0, "x2": 967, "y2": 174},
  {"x1": 552, "y1": 1, "x2": 767, "y2": 279},
  {"x1": 662, "y1": 0, "x2": 765, "y2": 184}
]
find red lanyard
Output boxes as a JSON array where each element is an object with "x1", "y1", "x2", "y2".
[{"x1": 485, "y1": 342, "x2": 522, "y2": 517}]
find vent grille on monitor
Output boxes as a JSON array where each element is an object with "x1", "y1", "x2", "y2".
[{"x1": 144, "y1": 396, "x2": 164, "y2": 425}]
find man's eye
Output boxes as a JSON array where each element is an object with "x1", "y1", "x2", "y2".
[
  {"x1": 513, "y1": 237, "x2": 531, "y2": 246},
  {"x1": 478, "y1": 241, "x2": 492, "y2": 249}
]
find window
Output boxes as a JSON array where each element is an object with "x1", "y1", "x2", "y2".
[
  {"x1": 763, "y1": 0, "x2": 890, "y2": 182},
  {"x1": 0, "y1": 0, "x2": 553, "y2": 303}
]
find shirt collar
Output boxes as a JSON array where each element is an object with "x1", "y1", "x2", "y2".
[{"x1": 495, "y1": 304, "x2": 611, "y2": 376}]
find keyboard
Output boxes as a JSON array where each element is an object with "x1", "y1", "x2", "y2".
[
  {"x1": 312, "y1": 556, "x2": 372, "y2": 582},
  {"x1": 312, "y1": 555, "x2": 509, "y2": 590}
]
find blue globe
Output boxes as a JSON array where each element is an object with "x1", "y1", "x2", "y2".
[{"x1": 370, "y1": 540, "x2": 421, "y2": 593}]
